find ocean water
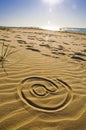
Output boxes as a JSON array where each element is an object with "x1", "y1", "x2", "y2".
[{"x1": 60, "y1": 27, "x2": 86, "y2": 34}]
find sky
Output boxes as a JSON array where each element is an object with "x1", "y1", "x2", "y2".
[{"x1": 0, "y1": 0, "x2": 86, "y2": 30}]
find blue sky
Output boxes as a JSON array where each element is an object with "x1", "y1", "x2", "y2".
[{"x1": 0, "y1": 0, "x2": 86, "y2": 29}]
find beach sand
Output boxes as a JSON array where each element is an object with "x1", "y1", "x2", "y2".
[{"x1": 0, "y1": 27, "x2": 86, "y2": 130}]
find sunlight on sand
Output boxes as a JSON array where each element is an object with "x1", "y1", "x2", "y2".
[{"x1": 0, "y1": 27, "x2": 86, "y2": 130}]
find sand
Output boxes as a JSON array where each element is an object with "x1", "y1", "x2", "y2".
[{"x1": 0, "y1": 27, "x2": 86, "y2": 130}]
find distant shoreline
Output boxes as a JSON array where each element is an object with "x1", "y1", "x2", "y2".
[{"x1": 0, "y1": 26, "x2": 86, "y2": 34}]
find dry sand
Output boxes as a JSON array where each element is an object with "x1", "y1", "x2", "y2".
[{"x1": 0, "y1": 27, "x2": 86, "y2": 130}]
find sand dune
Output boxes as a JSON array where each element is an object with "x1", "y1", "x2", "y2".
[{"x1": 0, "y1": 27, "x2": 86, "y2": 130}]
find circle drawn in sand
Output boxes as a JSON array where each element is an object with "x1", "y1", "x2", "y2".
[{"x1": 17, "y1": 77, "x2": 72, "y2": 112}]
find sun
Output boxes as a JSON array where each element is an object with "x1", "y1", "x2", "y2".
[{"x1": 42, "y1": 0, "x2": 64, "y2": 6}]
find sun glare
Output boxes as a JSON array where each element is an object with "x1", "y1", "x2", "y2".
[
  {"x1": 42, "y1": 0, "x2": 64, "y2": 5},
  {"x1": 41, "y1": 25, "x2": 60, "y2": 31},
  {"x1": 41, "y1": 0, "x2": 62, "y2": 31}
]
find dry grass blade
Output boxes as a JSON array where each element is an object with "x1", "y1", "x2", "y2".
[
  {"x1": 0, "y1": 42, "x2": 17, "y2": 75},
  {"x1": 0, "y1": 42, "x2": 17, "y2": 62}
]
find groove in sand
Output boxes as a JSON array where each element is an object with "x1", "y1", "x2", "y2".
[{"x1": 17, "y1": 76, "x2": 73, "y2": 112}]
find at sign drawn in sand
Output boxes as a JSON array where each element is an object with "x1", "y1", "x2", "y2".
[{"x1": 17, "y1": 76, "x2": 73, "y2": 112}]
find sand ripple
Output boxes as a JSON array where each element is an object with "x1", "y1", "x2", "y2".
[{"x1": 0, "y1": 28, "x2": 86, "y2": 130}]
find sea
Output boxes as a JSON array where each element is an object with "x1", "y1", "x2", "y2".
[{"x1": 59, "y1": 27, "x2": 86, "y2": 34}]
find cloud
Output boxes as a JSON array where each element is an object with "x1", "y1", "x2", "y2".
[{"x1": 42, "y1": 0, "x2": 64, "y2": 6}]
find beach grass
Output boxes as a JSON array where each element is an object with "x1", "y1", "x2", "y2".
[{"x1": 0, "y1": 42, "x2": 16, "y2": 62}]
